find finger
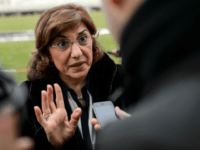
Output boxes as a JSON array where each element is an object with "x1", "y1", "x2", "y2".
[
  {"x1": 91, "y1": 118, "x2": 101, "y2": 131},
  {"x1": 34, "y1": 106, "x2": 47, "y2": 127},
  {"x1": 69, "y1": 108, "x2": 82, "y2": 129},
  {"x1": 91, "y1": 118, "x2": 99, "y2": 126},
  {"x1": 94, "y1": 124, "x2": 101, "y2": 131},
  {"x1": 47, "y1": 85, "x2": 56, "y2": 112},
  {"x1": 54, "y1": 83, "x2": 65, "y2": 109},
  {"x1": 115, "y1": 106, "x2": 131, "y2": 119},
  {"x1": 41, "y1": 90, "x2": 51, "y2": 116}
]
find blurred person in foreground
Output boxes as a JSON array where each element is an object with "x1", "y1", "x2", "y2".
[
  {"x1": 21, "y1": 4, "x2": 128, "y2": 150},
  {"x1": 93, "y1": 0, "x2": 200, "y2": 149},
  {"x1": 0, "y1": 70, "x2": 34, "y2": 150}
]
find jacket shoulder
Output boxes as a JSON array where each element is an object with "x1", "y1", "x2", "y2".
[{"x1": 20, "y1": 80, "x2": 32, "y2": 89}]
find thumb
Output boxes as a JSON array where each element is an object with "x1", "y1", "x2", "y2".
[
  {"x1": 115, "y1": 106, "x2": 131, "y2": 120},
  {"x1": 69, "y1": 108, "x2": 82, "y2": 129}
]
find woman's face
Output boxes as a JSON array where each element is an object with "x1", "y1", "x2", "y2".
[{"x1": 49, "y1": 23, "x2": 93, "y2": 81}]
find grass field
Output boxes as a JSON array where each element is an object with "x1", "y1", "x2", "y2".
[
  {"x1": 0, "y1": 12, "x2": 107, "y2": 32},
  {"x1": 0, "y1": 11, "x2": 121, "y2": 84}
]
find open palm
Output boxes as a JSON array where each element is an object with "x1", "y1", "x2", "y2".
[{"x1": 34, "y1": 83, "x2": 82, "y2": 149}]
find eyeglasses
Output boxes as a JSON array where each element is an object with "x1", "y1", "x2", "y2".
[{"x1": 52, "y1": 35, "x2": 91, "y2": 51}]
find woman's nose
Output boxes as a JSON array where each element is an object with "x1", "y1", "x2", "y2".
[{"x1": 71, "y1": 42, "x2": 83, "y2": 58}]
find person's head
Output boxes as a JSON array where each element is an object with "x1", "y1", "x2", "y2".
[
  {"x1": 0, "y1": 71, "x2": 33, "y2": 150},
  {"x1": 101, "y1": 0, "x2": 145, "y2": 44},
  {"x1": 27, "y1": 4, "x2": 104, "y2": 81}
]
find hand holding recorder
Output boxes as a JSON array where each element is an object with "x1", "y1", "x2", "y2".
[{"x1": 91, "y1": 101, "x2": 131, "y2": 131}]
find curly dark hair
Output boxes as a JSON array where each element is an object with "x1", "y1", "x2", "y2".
[{"x1": 27, "y1": 4, "x2": 104, "y2": 81}]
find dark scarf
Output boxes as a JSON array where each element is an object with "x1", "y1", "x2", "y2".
[{"x1": 120, "y1": 0, "x2": 200, "y2": 105}]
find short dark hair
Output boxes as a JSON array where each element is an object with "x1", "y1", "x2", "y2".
[{"x1": 27, "y1": 4, "x2": 104, "y2": 81}]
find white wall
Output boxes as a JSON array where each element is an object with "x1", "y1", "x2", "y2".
[{"x1": 0, "y1": 0, "x2": 101, "y2": 13}]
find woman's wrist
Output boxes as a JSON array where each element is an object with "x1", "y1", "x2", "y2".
[{"x1": 48, "y1": 137, "x2": 65, "y2": 149}]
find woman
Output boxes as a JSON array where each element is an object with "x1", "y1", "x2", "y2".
[{"x1": 21, "y1": 4, "x2": 126, "y2": 150}]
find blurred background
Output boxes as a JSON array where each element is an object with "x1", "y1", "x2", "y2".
[{"x1": 0, "y1": 0, "x2": 121, "y2": 84}]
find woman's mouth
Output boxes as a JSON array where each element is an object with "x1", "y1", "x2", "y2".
[{"x1": 70, "y1": 61, "x2": 85, "y2": 67}]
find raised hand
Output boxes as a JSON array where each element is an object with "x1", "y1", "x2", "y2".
[{"x1": 34, "y1": 83, "x2": 82, "y2": 149}]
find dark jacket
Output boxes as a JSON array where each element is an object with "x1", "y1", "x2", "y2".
[
  {"x1": 96, "y1": 0, "x2": 200, "y2": 149},
  {"x1": 21, "y1": 54, "x2": 125, "y2": 150}
]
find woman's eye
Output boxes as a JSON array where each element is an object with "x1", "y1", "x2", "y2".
[
  {"x1": 56, "y1": 41, "x2": 70, "y2": 50},
  {"x1": 78, "y1": 36, "x2": 87, "y2": 43},
  {"x1": 57, "y1": 41, "x2": 67, "y2": 47}
]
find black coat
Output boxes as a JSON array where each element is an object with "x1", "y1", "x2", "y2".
[
  {"x1": 21, "y1": 54, "x2": 126, "y2": 150},
  {"x1": 96, "y1": 0, "x2": 200, "y2": 149}
]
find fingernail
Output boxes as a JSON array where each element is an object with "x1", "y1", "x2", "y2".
[{"x1": 116, "y1": 106, "x2": 120, "y2": 110}]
